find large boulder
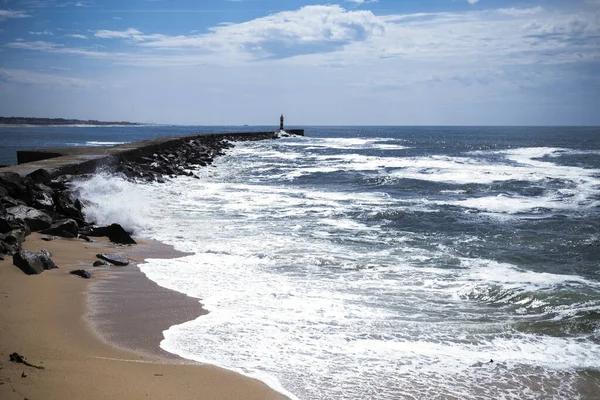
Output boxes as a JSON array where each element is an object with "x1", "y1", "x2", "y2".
[
  {"x1": 41, "y1": 219, "x2": 79, "y2": 238},
  {"x1": 39, "y1": 249, "x2": 58, "y2": 270},
  {"x1": 0, "y1": 215, "x2": 30, "y2": 235},
  {"x1": 6, "y1": 205, "x2": 52, "y2": 232},
  {"x1": 32, "y1": 191, "x2": 54, "y2": 211},
  {"x1": 31, "y1": 183, "x2": 55, "y2": 211},
  {"x1": 70, "y1": 269, "x2": 92, "y2": 279},
  {"x1": 12, "y1": 249, "x2": 58, "y2": 275},
  {"x1": 1, "y1": 196, "x2": 24, "y2": 208},
  {"x1": 13, "y1": 250, "x2": 45, "y2": 275},
  {"x1": 4, "y1": 229, "x2": 27, "y2": 245},
  {"x1": 26, "y1": 169, "x2": 51, "y2": 185},
  {"x1": 87, "y1": 223, "x2": 136, "y2": 245},
  {"x1": 0, "y1": 172, "x2": 25, "y2": 198},
  {"x1": 54, "y1": 192, "x2": 83, "y2": 221},
  {"x1": 1, "y1": 241, "x2": 20, "y2": 256},
  {"x1": 96, "y1": 253, "x2": 129, "y2": 266}
]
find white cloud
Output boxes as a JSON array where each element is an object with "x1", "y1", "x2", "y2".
[
  {"x1": 7, "y1": 40, "x2": 60, "y2": 51},
  {"x1": 0, "y1": 9, "x2": 31, "y2": 20},
  {"x1": 2, "y1": 3, "x2": 598, "y2": 125},
  {"x1": 346, "y1": 0, "x2": 378, "y2": 4},
  {"x1": 9, "y1": 5, "x2": 600, "y2": 70},
  {"x1": 496, "y1": 7, "x2": 544, "y2": 16},
  {"x1": 468, "y1": 0, "x2": 479, "y2": 4},
  {"x1": 94, "y1": 28, "x2": 144, "y2": 40},
  {"x1": 66, "y1": 34, "x2": 88, "y2": 39},
  {"x1": 0, "y1": 68, "x2": 96, "y2": 87},
  {"x1": 136, "y1": 5, "x2": 386, "y2": 61},
  {"x1": 29, "y1": 30, "x2": 54, "y2": 36},
  {"x1": 6, "y1": 3, "x2": 600, "y2": 102},
  {"x1": 6, "y1": 40, "x2": 123, "y2": 59},
  {"x1": 93, "y1": 28, "x2": 169, "y2": 44}
]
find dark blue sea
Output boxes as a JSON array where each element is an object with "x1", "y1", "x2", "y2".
[{"x1": 2, "y1": 125, "x2": 600, "y2": 399}]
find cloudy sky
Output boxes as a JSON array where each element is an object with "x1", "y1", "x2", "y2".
[{"x1": 0, "y1": 0, "x2": 598, "y2": 125}]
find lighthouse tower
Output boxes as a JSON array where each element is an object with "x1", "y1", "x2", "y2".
[{"x1": 280, "y1": 114, "x2": 284, "y2": 131}]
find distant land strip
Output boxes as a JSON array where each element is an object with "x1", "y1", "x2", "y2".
[{"x1": 0, "y1": 117, "x2": 142, "y2": 126}]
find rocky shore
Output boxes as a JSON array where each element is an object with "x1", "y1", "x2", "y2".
[
  {"x1": 0, "y1": 133, "x2": 275, "y2": 274},
  {"x1": 0, "y1": 132, "x2": 292, "y2": 400}
]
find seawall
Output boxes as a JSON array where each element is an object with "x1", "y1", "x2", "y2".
[{"x1": 0, "y1": 130, "x2": 303, "y2": 178}]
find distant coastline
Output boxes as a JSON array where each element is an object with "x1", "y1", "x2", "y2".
[{"x1": 0, "y1": 116, "x2": 142, "y2": 126}]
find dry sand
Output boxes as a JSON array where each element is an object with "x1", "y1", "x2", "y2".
[{"x1": 0, "y1": 233, "x2": 289, "y2": 400}]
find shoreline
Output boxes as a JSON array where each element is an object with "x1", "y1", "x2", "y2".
[
  {"x1": 0, "y1": 233, "x2": 290, "y2": 400},
  {"x1": 87, "y1": 239, "x2": 205, "y2": 361},
  {"x1": 0, "y1": 124, "x2": 149, "y2": 128}
]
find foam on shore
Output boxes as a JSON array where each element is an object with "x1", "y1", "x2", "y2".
[{"x1": 0, "y1": 233, "x2": 290, "y2": 400}]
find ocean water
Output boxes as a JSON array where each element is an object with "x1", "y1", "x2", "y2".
[
  {"x1": 0, "y1": 125, "x2": 277, "y2": 166},
  {"x1": 6, "y1": 125, "x2": 600, "y2": 399}
]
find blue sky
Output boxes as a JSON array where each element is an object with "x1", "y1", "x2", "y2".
[{"x1": 0, "y1": 0, "x2": 598, "y2": 125}]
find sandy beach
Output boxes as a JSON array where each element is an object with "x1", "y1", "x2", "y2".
[{"x1": 0, "y1": 233, "x2": 289, "y2": 400}]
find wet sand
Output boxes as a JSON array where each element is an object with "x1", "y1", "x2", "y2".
[{"x1": 0, "y1": 233, "x2": 288, "y2": 400}]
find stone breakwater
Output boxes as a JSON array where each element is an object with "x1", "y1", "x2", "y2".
[{"x1": 0, "y1": 131, "x2": 280, "y2": 274}]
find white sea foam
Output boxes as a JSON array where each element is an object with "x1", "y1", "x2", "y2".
[
  {"x1": 71, "y1": 172, "x2": 150, "y2": 233},
  {"x1": 73, "y1": 138, "x2": 600, "y2": 400},
  {"x1": 85, "y1": 141, "x2": 127, "y2": 146},
  {"x1": 263, "y1": 142, "x2": 600, "y2": 217},
  {"x1": 66, "y1": 140, "x2": 126, "y2": 147},
  {"x1": 442, "y1": 192, "x2": 600, "y2": 215},
  {"x1": 282, "y1": 137, "x2": 408, "y2": 151}
]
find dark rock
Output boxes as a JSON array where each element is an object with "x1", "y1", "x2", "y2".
[
  {"x1": 1, "y1": 195, "x2": 24, "y2": 208},
  {"x1": 39, "y1": 249, "x2": 58, "y2": 270},
  {"x1": 40, "y1": 235, "x2": 58, "y2": 241},
  {"x1": 40, "y1": 219, "x2": 79, "y2": 238},
  {"x1": 0, "y1": 215, "x2": 30, "y2": 235},
  {"x1": 96, "y1": 253, "x2": 129, "y2": 266},
  {"x1": 40, "y1": 249, "x2": 52, "y2": 258},
  {"x1": 70, "y1": 269, "x2": 92, "y2": 279},
  {"x1": 79, "y1": 234, "x2": 92, "y2": 242},
  {"x1": 49, "y1": 179, "x2": 67, "y2": 191},
  {"x1": 26, "y1": 169, "x2": 51, "y2": 184},
  {"x1": 0, "y1": 186, "x2": 8, "y2": 198},
  {"x1": 13, "y1": 250, "x2": 45, "y2": 275},
  {"x1": 1, "y1": 216, "x2": 16, "y2": 234},
  {"x1": 6, "y1": 205, "x2": 52, "y2": 231},
  {"x1": 12, "y1": 249, "x2": 57, "y2": 274},
  {"x1": 93, "y1": 260, "x2": 108, "y2": 267},
  {"x1": 0, "y1": 201, "x2": 5, "y2": 216},
  {"x1": 87, "y1": 223, "x2": 136, "y2": 245},
  {"x1": 34, "y1": 182, "x2": 54, "y2": 194},
  {"x1": 4, "y1": 229, "x2": 27, "y2": 245},
  {"x1": 1, "y1": 241, "x2": 20, "y2": 256},
  {"x1": 0, "y1": 172, "x2": 25, "y2": 198},
  {"x1": 32, "y1": 190, "x2": 54, "y2": 211},
  {"x1": 54, "y1": 192, "x2": 83, "y2": 221}
]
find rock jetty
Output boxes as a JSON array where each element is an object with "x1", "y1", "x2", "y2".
[{"x1": 1, "y1": 133, "x2": 274, "y2": 274}]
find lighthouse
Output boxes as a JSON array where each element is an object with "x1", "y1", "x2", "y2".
[{"x1": 280, "y1": 114, "x2": 284, "y2": 131}]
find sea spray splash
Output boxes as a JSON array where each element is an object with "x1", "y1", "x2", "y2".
[
  {"x1": 71, "y1": 127, "x2": 600, "y2": 400},
  {"x1": 71, "y1": 172, "x2": 152, "y2": 234}
]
